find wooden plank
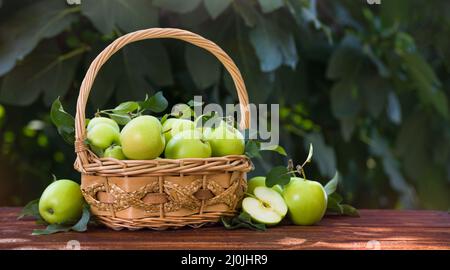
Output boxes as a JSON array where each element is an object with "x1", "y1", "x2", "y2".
[{"x1": 0, "y1": 208, "x2": 449, "y2": 250}]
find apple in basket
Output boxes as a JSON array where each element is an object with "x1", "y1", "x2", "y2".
[
  {"x1": 162, "y1": 118, "x2": 195, "y2": 143},
  {"x1": 164, "y1": 130, "x2": 212, "y2": 159},
  {"x1": 103, "y1": 145, "x2": 126, "y2": 160},
  {"x1": 120, "y1": 115, "x2": 165, "y2": 160},
  {"x1": 203, "y1": 121, "x2": 245, "y2": 156}
]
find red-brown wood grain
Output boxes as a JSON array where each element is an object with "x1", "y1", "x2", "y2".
[{"x1": 0, "y1": 208, "x2": 448, "y2": 250}]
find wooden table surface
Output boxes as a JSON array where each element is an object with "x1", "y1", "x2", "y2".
[{"x1": 0, "y1": 207, "x2": 448, "y2": 250}]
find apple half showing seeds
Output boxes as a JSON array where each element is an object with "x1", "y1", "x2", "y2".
[{"x1": 242, "y1": 186, "x2": 288, "y2": 225}]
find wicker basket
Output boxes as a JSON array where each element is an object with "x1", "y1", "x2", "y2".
[{"x1": 74, "y1": 28, "x2": 253, "y2": 230}]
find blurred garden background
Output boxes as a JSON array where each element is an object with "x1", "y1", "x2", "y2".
[{"x1": 0, "y1": 0, "x2": 448, "y2": 210}]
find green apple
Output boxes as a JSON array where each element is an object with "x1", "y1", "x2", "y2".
[
  {"x1": 203, "y1": 122, "x2": 245, "y2": 156},
  {"x1": 242, "y1": 186, "x2": 288, "y2": 225},
  {"x1": 38, "y1": 179, "x2": 84, "y2": 224},
  {"x1": 247, "y1": 176, "x2": 283, "y2": 195},
  {"x1": 87, "y1": 123, "x2": 120, "y2": 150},
  {"x1": 164, "y1": 130, "x2": 211, "y2": 159},
  {"x1": 104, "y1": 145, "x2": 126, "y2": 160},
  {"x1": 162, "y1": 118, "x2": 195, "y2": 142},
  {"x1": 87, "y1": 117, "x2": 120, "y2": 133},
  {"x1": 120, "y1": 115, "x2": 165, "y2": 160},
  {"x1": 282, "y1": 177, "x2": 328, "y2": 225}
]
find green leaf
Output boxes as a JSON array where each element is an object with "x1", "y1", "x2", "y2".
[
  {"x1": 330, "y1": 80, "x2": 360, "y2": 120},
  {"x1": 32, "y1": 224, "x2": 72, "y2": 235},
  {"x1": 113, "y1": 101, "x2": 139, "y2": 114},
  {"x1": 81, "y1": 0, "x2": 158, "y2": 34},
  {"x1": 185, "y1": 45, "x2": 220, "y2": 90},
  {"x1": 204, "y1": 0, "x2": 232, "y2": 19},
  {"x1": 0, "y1": 42, "x2": 80, "y2": 106},
  {"x1": 340, "y1": 117, "x2": 356, "y2": 142},
  {"x1": 402, "y1": 52, "x2": 448, "y2": 118},
  {"x1": 265, "y1": 166, "x2": 290, "y2": 187},
  {"x1": 0, "y1": 0, "x2": 78, "y2": 76},
  {"x1": 341, "y1": 204, "x2": 360, "y2": 217},
  {"x1": 108, "y1": 113, "x2": 132, "y2": 125},
  {"x1": 326, "y1": 35, "x2": 363, "y2": 80},
  {"x1": 326, "y1": 192, "x2": 359, "y2": 217},
  {"x1": 245, "y1": 140, "x2": 261, "y2": 159},
  {"x1": 304, "y1": 132, "x2": 336, "y2": 178},
  {"x1": 223, "y1": 20, "x2": 277, "y2": 104},
  {"x1": 324, "y1": 172, "x2": 339, "y2": 196},
  {"x1": 249, "y1": 19, "x2": 298, "y2": 72},
  {"x1": 32, "y1": 204, "x2": 92, "y2": 235},
  {"x1": 258, "y1": 0, "x2": 284, "y2": 13},
  {"x1": 51, "y1": 97, "x2": 75, "y2": 145},
  {"x1": 17, "y1": 199, "x2": 40, "y2": 220},
  {"x1": 305, "y1": 143, "x2": 313, "y2": 164},
  {"x1": 260, "y1": 145, "x2": 288, "y2": 156},
  {"x1": 139, "y1": 91, "x2": 169, "y2": 113},
  {"x1": 222, "y1": 212, "x2": 266, "y2": 231},
  {"x1": 361, "y1": 76, "x2": 389, "y2": 118},
  {"x1": 326, "y1": 195, "x2": 343, "y2": 213},
  {"x1": 87, "y1": 45, "x2": 122, "y2": 109},
  {"x1": 116, "y1": 41, "x2": 173, "y2": 102},
  {"x1": 386, "y1": 91, "x2": 402, "y2": 124},
  {"x1": 328, "y1": 192, "x2": 343, "y2": 203},
  {"x1": 234, "y1": 0, "x2": 259, "y2": 27},
  {"x1": 71, "y1": 204, "x2": 91, "y2": 232},
  {"x1": 153, "y1": 0, "x2": 202, "y2": 14}
]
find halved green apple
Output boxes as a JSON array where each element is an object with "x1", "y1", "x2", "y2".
[{"x1": 242, "y1": 186, "x2": 288, "y2": 225}]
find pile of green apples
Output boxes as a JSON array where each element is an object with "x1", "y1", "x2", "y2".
[
  {"x1": 86, "y1": 115, "x2": 246, "y2": 160},
  {"x1": 243, "y1": 175, "x2": 328, "y2": 226}
]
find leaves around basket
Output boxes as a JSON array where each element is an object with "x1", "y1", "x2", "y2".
[
  {"x1": 51, "y1": 91, "x2": 168, "y2": 144},
  {"x1": 222, "y1": 212, "x2": 266, "y2": 231},
  {"x1": 50, "y1": 97, "x2": 76, "y2": 145},
  {"x1": 324, "y1": 172, "x2": 359, "y2": 217},
  {"x1": 18, "y1": 199, "x2": 93, "y2": 235},
  {"x1": 32, "y1": 204, "x2": 91, "y2": 235}
]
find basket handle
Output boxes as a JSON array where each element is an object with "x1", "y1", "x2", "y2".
[{"x1": 74, "y1": 28, "x2": 250, "y2": 165}]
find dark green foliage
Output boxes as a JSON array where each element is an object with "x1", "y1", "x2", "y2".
[{"x1": 0, "y1": 0, "x2": 448, "y2": 210}]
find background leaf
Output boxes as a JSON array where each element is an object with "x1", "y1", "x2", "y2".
[
  {"x1": 265, "y1": 166, "x2": 290, "y2": 187},
  {"x1": 153, "y1": 0, "x2": 202, "y2": 14},
  {"x1": 0, "y1": 0, "x2": 77, "y2": 76},
  {"x1": 258, "y1": 0, "x2": 284, "y2": 13},
  {"x1": 204, "y1": 0, "x2": 232, "y2": 19},
  {"x1": 81, "y1": 0, "x2": 158, "y2": 34},
  {"x1": 185, "y1": 45, "x2": 220, "y2": 90}
]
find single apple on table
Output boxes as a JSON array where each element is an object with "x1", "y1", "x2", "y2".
[
  {"x1": 120, "y1": 115, "x2": 165, "y2": 160},
  {"x1": 282, "y1": 177, "x2": 328, "y2": 225},
  {"x1": 38, "y1": 180, "x2": 85, "y2": 225},
  {"x1": 164, "y1": 130, "x2": 211, "y2": 159},
  {"x1": 242, "y1": 186, "x2": 288, "y2": 225}
]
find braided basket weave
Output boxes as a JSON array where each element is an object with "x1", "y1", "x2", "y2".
[{"x1": 74, "y1": 28, "x2": 253, "y2": 230}]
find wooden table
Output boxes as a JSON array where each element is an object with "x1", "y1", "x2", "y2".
[{"x1": 0, "y1": 208, "x2": 448, "y2": 250}]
